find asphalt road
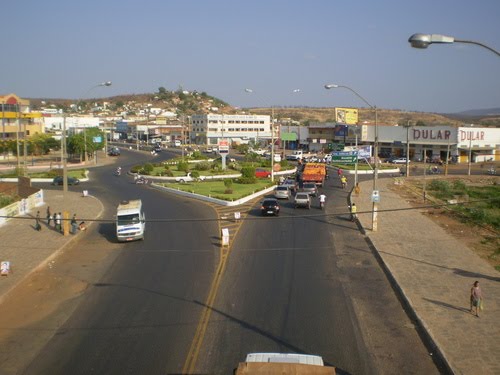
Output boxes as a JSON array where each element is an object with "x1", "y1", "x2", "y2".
[
  {"x1": 20, "y1": 150, "x2": 440, "y2": 374},
  {"x1": 193, "y1": 176, "x2": 440, "y2": 374},
  {"x1": 23, "y1": 149, "x2": 220, "y2": 374}
]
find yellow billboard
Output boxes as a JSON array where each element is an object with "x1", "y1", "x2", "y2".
[{"x1": 335, "y1": 107, "x2": 358, "y2": 125}]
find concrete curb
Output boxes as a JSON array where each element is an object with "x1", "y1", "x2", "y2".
[{"x1": 151, "y1": 183, "x2": 276, "y2": 206}]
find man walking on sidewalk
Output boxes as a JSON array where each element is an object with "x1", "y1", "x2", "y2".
[
  {"x1": 55, "y1": 212, "x2": 62, "y2": 232},
  {"x1": 46, "y1": 206, "x2": 52, "y2": 226},
  {"x1": 470, "y1": 281, "x2": 483, "y2": 317},
  {"x1": 35, "y1": 211, "x2": 41, "y2": 231}
]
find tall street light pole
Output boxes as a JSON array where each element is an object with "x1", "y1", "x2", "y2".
[
  {"x1": 325, "y1": 83, "x2": 379, "y2": 231},
  {"x1": 403, "y1": 121, "x2": 412, "y2": 177},
  {"x1": 408, "y1": 33, "x2": 500, "y2": 57},
  {"x1": 78, "y1": 81, "x2": 112, "y2": 163},
  {"x1": 244, "y1": 88, "x2": 276, "y2": 182}
]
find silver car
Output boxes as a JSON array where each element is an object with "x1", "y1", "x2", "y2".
[
  {"x1": 274, "y1": 185, "x2": 290, "y2": 199},
  {"x1": 294, "y1": 192, "x2": 311, "y2": 209}
]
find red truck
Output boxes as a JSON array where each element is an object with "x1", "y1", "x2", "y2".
[{"x1": 301, "y1": 163, "x2": 327, "y2": 187}]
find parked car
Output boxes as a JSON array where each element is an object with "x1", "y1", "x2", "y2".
[
  {"x1": 300, "y1": 182, "x2": 318, "y2": 197},
  {"x1": 274, "y1": 185, "x2": 290, "y2": 199},
  {"x1": 255, "y1": 168, "x2": 271, "y2": 178},
  {"x1": 390, "y1": 158, "x2": 410, "y2": 164},
  {"x1": 294, "y1": 192, "x2": 311, "y2": 209},
  {"x1": 52, "y1": 176, "x2": 80, "y2": 186},
  {"x1": 261, "y1": 198, "x2": 280, "y2": 216}
]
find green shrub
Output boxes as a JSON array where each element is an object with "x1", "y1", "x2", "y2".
[
  {"x1": 47, "y1": 169, "x2": 62, "y2": 177},
  {"x1": 163, "y1": 169, "x2": 173, "y2": 177},
  {"x1": 468, "y1": 208, "x2": 487, "y2": 222},
  {"x1": 130, "y1": 165, "x2": 142, "y2": 173},
  {"x1": 452, "y1": 180, "x2": 467, "y2": 191},
  {"x1": 194, "y1": 161, "x2": 211, "y2": 171},
  {"x1": 237, "y1": 176, "x2": 257, "y2": 184},
  {"x1": 190, "y1": 171, "x2": 200, "y2": 178},
  {"x1": 241, "y1": 166, "x2": 256, "y2": 179},
  {"x1": 224, "y1": 179, "x2": 233, "y2": 189},
  {"x1": 224, "y1": 188, "x2": 233, "y2": 194},
  {"x1": 237, "y1": 144, "x2": 250, "y2": 154},
  {"x1": 192, "y1": 151, "x2": 203, "y2": 159},
  {"x1": 143, "y1": 163, "x2": 154, "y2": 173},
  {"x1": 0, "y1": 194, "x2": 16, "y2": 208},
  {"x1": 177, "y1": 161, "x2": 190, "y2": 172},
  {"x1": 429, "y1": 180, "x2": 450, "y2": 192}
]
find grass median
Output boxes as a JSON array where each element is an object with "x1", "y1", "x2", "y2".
[{"x1": 158, "y1": 179, "x2": 275, "y2": 201}]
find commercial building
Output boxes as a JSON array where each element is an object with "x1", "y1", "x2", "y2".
[
  {"x1": 306, "y1": 122, "x2": 500, "y2": 163},
  {"x1": 190, "y1": 114, "x2": 271, "y2": 146},
  {"x1": 1, "y1": 94, "x2": 44, "y2": 141}
]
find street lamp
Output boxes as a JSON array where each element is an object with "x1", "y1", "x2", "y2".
[
  {"x1": 324, "y1": 83, "x2": 379, "y2": 231},
  {"x1": 402, "y1": 121, "x2": 412, "y2": 177},
  {"x1": 244, "y1": 88, "x2": 276, "y2": 182},
  {"x1": 78, "y1": 81, "x2": 112, "y2": 163},
  {"x1": 408, "y1": 33, "x2": 500, "y2": 57}
]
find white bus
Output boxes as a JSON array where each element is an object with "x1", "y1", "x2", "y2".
[{"x1": 116, "y1": 200, "x2": 146, "y2": 242}]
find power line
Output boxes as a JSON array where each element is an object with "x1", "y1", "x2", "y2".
[{"x1": 2, "y1": 197, "x2": 498, "y2": 228}]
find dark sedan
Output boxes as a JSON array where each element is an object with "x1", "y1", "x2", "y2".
[
  {"x1": 52, "y1": 176, "x2": 80, "y2": 186},
  {"x1": 260, "y1": 198, "x2": 280, "y2": 216}
]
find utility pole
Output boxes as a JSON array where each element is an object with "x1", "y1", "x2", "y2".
[
  {"x1": 16, "y1": 104, "x2": 21, "y2": 173},
  {"x1": 467, "y1": 134, "x2": 472, "y2": 176},
  {"x1": 372, "y1": 107, "x2": 379, "y2": 232},
  {"x1": 405, "y1": 120, "x2": 411, "y2": 177}
]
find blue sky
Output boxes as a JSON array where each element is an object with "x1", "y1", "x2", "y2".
[{"x1": 2, "y1": 0, "x2": 499, "y2": 113}]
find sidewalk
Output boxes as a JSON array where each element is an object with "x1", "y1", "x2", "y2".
[
  {"x1": 354, "y1": 178, "x2": 500, "y2": 375},
  {"x1": 0, "y1": 190, "x2": 104, "y2": 305}
]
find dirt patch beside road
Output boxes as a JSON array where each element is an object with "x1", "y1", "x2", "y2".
[{"x1": 389, "y1": 176, "x2": 500, "y2": 271}]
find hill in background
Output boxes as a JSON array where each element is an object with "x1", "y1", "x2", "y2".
[{"x1": 29, "y1": 89, "x2": 500, "y2": 127}]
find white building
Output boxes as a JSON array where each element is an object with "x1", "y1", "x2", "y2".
[
  {"x1": 301, "y1": 122, "x2": 499, "y2": 163},
  {"x1": 43, "y1": 116, "x2": 100, "y2": 134},
  {"x1": 190, "y1": 114, "x2": 271, "y2": 146},
  {"x1": 360, "y1": 125, "x2": 500, "y2": 163}
]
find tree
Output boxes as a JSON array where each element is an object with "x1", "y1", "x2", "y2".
[{"x1": 67, "y1": 127, "x2": 104, "y2": 161}]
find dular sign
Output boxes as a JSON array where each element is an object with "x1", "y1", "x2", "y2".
[{"x1": 335, "y1": 107, "x2": 358, "y2": 125}]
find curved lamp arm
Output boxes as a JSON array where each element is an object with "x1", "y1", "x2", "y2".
[{"x1": 408, "y1": 33, "x2": 500, "y2": 57}]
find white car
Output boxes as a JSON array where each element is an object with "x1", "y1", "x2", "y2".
[
  {"x1": 391, "y1": 158, "x2": 410, "y2": 164},
  {"x1": 175, "y1": 173, "x2": 206, "y2": 183},
  {"x1": 249, "y1": 148, "x2": 266, "y2": 156},
  {"x1": 266, "y1": 153, "x2": 282, "y2": 162}
]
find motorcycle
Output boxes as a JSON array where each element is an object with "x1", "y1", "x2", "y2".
[
  {"x1": 114, "y1": 169, "x2": 121, "y2": 176},
  {"x1": 135, "y1": 177, "x2": 148, "y2": 184},
  {"x1": 319, "y1": 201, "x2": 325, "y2": 210}
]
